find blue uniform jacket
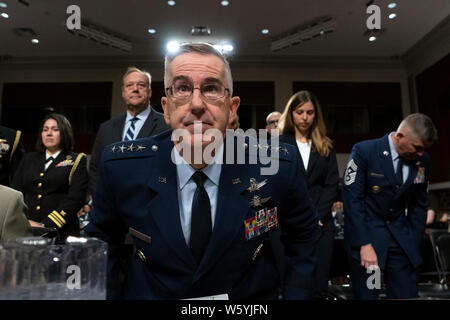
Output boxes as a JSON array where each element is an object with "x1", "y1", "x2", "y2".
[
  {"x1": 86, "y1": 130, "x2": 321, "y2": 299},
  {"x1": 342, "y1": 133, "x2": 430, "y2": 269}
]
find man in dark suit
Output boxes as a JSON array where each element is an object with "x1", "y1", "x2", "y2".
[
  {"x1": 342, "y1": 113, "x2": 438, "y2": 299},
  {"x1": 0, "y1": 185, "x2": 32, "y2": 242},
  {"x1": 88, "y1": 67, "x2": 169, "y2": 197},
  {"x1": 86, "y1": 42, "x2": 320, "y2": 300},
  {"x1": 0, "y1": 125, "x2": 25, "y2": 186}
]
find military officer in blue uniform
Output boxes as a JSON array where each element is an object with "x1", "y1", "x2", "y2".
[
  {"x1": 342, "y1": 113, "x2": 438, "y2": 299},
  {"x1": 86, "y1": 42, "x2": 321, "y2": 300}
]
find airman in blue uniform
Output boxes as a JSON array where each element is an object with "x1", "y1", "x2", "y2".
[{"x1": 342, "y1": 113, "x2": 438, "y2": 299}]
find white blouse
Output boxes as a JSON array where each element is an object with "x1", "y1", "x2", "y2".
[{"x1": 296, "y1": 140, "x2": 312, "y2": 171}]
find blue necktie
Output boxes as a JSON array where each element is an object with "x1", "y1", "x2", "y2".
[
  {"x1": 395, "y1": 157, "x2": 403, "y2": 185},
  {"x1": 124, "y1": 117, "x2": 139, "y2": 141},
  {"x1": 190, "y1": 171, "x2": 212, "y2": 264}
]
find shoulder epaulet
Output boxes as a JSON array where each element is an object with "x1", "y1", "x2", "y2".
[
  {"x1": 10, "y1": 130, "x2": 21, "y2": 161},
  {"x1": 236, "y1": 135, "x2": 294, "y2": 163},
  {"x1": 69, "y1": 152, "x2": 85, "y2": 185},
  {"x1": 103, "y1": 138, "x2": 160, "y2": 161}
]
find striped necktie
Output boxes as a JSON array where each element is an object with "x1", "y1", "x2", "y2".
[{"x1": 124, "y1": 117, "x2": 139, "y2": 141}]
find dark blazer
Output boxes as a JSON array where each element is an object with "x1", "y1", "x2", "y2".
[
  {"x1": 88, "y1": 108, "x2": 169, "y2": 196},
  {"x1": 279, "y1": 133, "x2": 339, "y2": 230},
  {"x1": 11, "y1": 151, "x2": 89, "y2": 240},
  {"x1": 86, "y1": 131, "x2": 321, "y2": 300},
  {"x1": 0, "y1": 126, "x2": 25, "y2": 187},
  {"x1": 342, "y1": 133, "x2": 430, "y2": 269}
]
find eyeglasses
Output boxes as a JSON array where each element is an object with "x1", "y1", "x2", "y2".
[
  {"x1": 267, "y1": 120, "x2": 279, "y2": 125},
  {"x1": 166, "y1": 80, "x2": 230, "y2": 101}
]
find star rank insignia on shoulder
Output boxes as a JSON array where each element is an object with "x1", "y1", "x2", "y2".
[{"x1": 110, "y1": 143, "x2": 147, "y2": 153}]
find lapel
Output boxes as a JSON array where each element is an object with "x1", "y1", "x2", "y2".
[
  {"x1": 378, "y1": 134, "x2": 398, "y2": 187},
  {"x1": 145, "y1": 133, "x2": 197, "y2": 269},
  {"x1": 45, "y1": 151, "x2": 67, "y2": 172},
  {"x1": 281, "y1": 133, "x2": 306, "y2": 175},
  {"x1": 305, "y1": 143, "x2": 319, "y2": 176},
  {"x1": 399, "y1": 160, "x2": 418, "y2": 194},
  {"x1": 193, "y1": 154, "x2": 251, "y2": 282},
  {"x1": 137, "y1": 108, "x2": 158, "y2": 139},
  {"x1": 113, "y1": 115, "x2": 126, "y2": 141}
]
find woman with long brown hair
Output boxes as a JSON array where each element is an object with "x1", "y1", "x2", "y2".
[
  {"x1": 279, "y1": 90, "x2": 339, "y2": 299},
  {"x1": 12, "y1": 113, "x2": 88, "y2": 242}
]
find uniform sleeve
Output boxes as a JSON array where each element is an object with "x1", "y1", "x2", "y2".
[
  {"x1": 342, "y1": 144, "x2": 371, "y2": 247},
  {"x1": 41, "y1": 155, "x2": 89, "y2": 230},
  {"x1": 89, "y1": 124, "x2": 108, "y2": 197},
  {"x1": 1, "y1": 191, "x2": 32, "y2": 241},
  {"x1": 316, "y1": 148, "x2": 339, "y2": 222},
  {"x1": 85, "y1": 148, "x2": 129, "y2": 300},
  {"x1": 280, "y1": 152, "x2": 322, "y2": 299},
  {"x1": 10, "y1": 154, "x2": 27, "y2": 192},
  {"x1": 408, "y1": 155, "x2": 430, "y2": 244}
]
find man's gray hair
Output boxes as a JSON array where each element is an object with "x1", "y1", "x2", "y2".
[
  {"x1": 123, "y1": 66, "x2": 152, "y2": 87},
  {"x1": 164, "y1": 42, "x2": 233, "y2": 96},
  {"x1": 399, "y1": 113, "x2": 438, "y2": 145}
]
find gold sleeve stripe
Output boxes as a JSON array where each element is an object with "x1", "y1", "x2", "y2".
[
  {"x1": 53, "y1": 211, "x2": 66, "y2": 225},
  {"x1": 48, "y1": 215, "x2": 63, "y2": 228},
  {"x1": 10, "y1": 130, "x2": 21, "y2": 161},
  {"x1": 69, "y1": 153, "x2": 85, "y2": 185}
]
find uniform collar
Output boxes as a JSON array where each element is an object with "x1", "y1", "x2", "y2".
[{"x1": 175, "y1": 142, "x2": 223, "y2": 189}]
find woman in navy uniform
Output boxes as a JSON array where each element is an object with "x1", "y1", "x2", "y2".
[
  {"x1": 12, "y1": 113, "x2": 88, "y2": 242},
  {"x1": 279, "y1": 90, "x2": 339, "y2": 299}
]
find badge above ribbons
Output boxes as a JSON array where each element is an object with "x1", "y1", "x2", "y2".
[{"x1": 244, "y1": 207, "x2": 279, "y2": 240}]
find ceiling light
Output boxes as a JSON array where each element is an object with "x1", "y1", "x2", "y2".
[
  {"x1": 270, "y1": 16, "x2": 336, "y2": 52},
  {"x1": 1, "y1": 12, "x2": 9, "y2": 18},
  {"x1": 31, "y1": 38, "x2": 39, "y2": 44},
  {"x1": 221, "y1": 0, "x2": 229, "y2": 6},
  {"x1": 0, "y1": 3, "x2": 7, "y2": 8},
  {"x1": 67, "y1": 20, "x2": 132, "y2": 52},
  {"x1": 223, "y1": 44, "x2": 233, "y2": 52},
  {"x1": 369, "y1": 36, "x2": 377, "y2": 42},
  {"x1": 261, "y1": 29, "x2": 269, "y2": 35},
  {"x1": 167, "y1": 41, "x2": 180, "y2": 53},
  {"x1": 167, "y1": 0, "x2": 175, "y2": 6},
  {"x1": 388, "y1": 3, "x2": 397, "y2": 9},
  {"x1": 389, "y1": 13, "x2": 397, "y2": 19},
  {"x1": 148, "y1": 28, "x2": 156, "y2": 34}
]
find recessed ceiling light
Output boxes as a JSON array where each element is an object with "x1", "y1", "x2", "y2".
[
  {"x1": 167, "y1": 0, "x2": 175, "y2": 6},
  {"x1": 167, "y1": 41, "x2": 179, "y2": 53},
  {"x1": 223, "y1": 44, "x2": 233, "y2": 52},
  {"x1": 261, "y1": 29, "x2": 269, "y2": 35},
  {"x1": 148, "y1": 28, "x2": 156, "y2": 34},
  {"x1": 31, "y1": 38, "x2": 39, "y2": 44},
  {"x1": 221, "y1": 0, "x2": 229, "y2": 6},
  {"x1": 1, "y1": 12, "x2": 9, "y2": 18},
  {"x1": 0, "y1": 3, "x2": 7, "y2": 8},
  {"x1": 389, "y1": 13, "x2": 397, "y2": 19},
  {"x1": 388, "y1": 3, "x2": 397, "y2": 9},
  {"x1": 369, "y1": 36, "x2": 377, "y2": 42}
]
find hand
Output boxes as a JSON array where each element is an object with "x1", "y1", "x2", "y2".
[
  {"x1": 318, "y1": 220, "x2": 323, "y2": 227},
  {"x1": 28, "y1": 220, "x2": 44, "y2": 228},
  {"x1": 360, "y1": 244, "x2": 378, "y2": 269}
]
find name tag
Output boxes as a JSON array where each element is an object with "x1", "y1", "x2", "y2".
[{"x1": 129, "y1": 227, "x2": 152, "y2": 244}]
